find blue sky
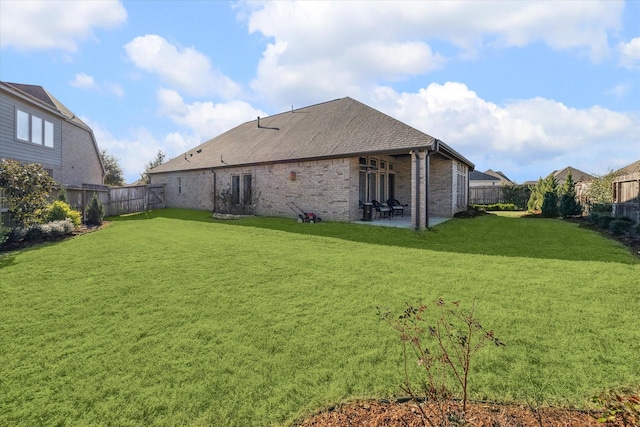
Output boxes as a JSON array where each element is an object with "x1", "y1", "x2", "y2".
[{"x1": 1, "y1": 0, "x2": 639, "y2": 184}]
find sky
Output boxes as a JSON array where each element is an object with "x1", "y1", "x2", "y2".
[{"x1": 1, "y1": 0, "x2": 639, "y2": 184}]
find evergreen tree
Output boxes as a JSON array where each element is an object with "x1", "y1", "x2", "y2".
[{"x1": 558, "y1": 171, "x2": 582, "y2": 218}]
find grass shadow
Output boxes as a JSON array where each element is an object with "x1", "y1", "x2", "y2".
[{"x1": 106, "y1": 208, "x2": 638, "y2": 264}]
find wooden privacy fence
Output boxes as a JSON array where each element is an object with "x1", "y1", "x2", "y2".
[
  {"x1": 613, "y1": 173, "x2": 640, "y2": 224},
  {"x1": 469, "y1": 186, "x2": 504, "y2": 205},
  {"x1": 64, "y1": 184, "x2": 165, "y2": 218}
]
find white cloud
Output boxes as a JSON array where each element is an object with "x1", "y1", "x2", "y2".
[
  {"x1": 84, "y1": 117, "x2": 195, "y2": 184},
  {"x1": 156, "y1": 88, "x2": 267, "y2": 142},
  {"x1": 70, "y1": 73, "x2": 124, "y2": 98},
  {"x1": 242, "y1": 1, "x2": 622, "y2": 107},
  {"x1": 619, "y1": 37, "x2": 640, "y2": 70},
  {"x1": 0, "y1": 0, "x2": 126, "y2": 52},
  {"x1": 370, "y1": 82, "x2": 640, "y2": 182},
  {"x1": 124, "y1": 35, "x2": 241, "y2": 99},
  {"x1": 70, "y1": 73, "x2": 97, "y2": 90}
]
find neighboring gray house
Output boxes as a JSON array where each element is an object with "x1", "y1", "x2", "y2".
[
  {"x1": 0, "y1": 81, "x2": 105, "y2": 186},
  {"x1": 149, "y1": 97, "x2": 474, "y2": 229},
  {"x1": 1, "y1": 82, "x2": 105, "y2": 225},
  {"x1": 469, "y1": 170, "x2": 502, "y2": 187}
]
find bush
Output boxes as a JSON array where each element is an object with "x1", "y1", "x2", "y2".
[
  {"x1": 4, "y1": 220, "x2": 75, "y2": 245},
  {"x1": 588, "y1": 211, "x2": 603, "y2": 224},
  {"x1": 85, "y1": 193, "x2": 104, "y2": 225},
  {"x1": 590, "y1": 203, "x2": 613, "y2": 214},
  {"x1": 610, "y1": 219, "x2": 633, "y2": 236},
  {"x1": 47, "y1": 200, "x2": 81, "y2": 227},
  {"x1": 598, "y1": 215, "x2": 614, "y2": 228},
  {"x1": 0, "y1": 226, "x2": 10, "y2": 246},
  {"x1": 471, "y1": 203, "x2": 518, "y2": 211}
]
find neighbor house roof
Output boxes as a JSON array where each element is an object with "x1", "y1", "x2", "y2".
[
  {"x1": 1, "y1": 81, "x2": 105, "y2": 174},
  {"x1": 150, "y1": 97, "x2": 474, "y2": 174},
  {"x1": 469, "y1": 170, "x2": 500, "y2": 182},
  {"x1": 1, "y1": 81, "x2": 91, "y2": 130},
  {"x1": 551, "y1": 166, "x2": 593, "y2": 183},
  {"x1": 484, "y1": 169, "x2": 513, "y2": 184},
  {"x1": 615, "y1": 159, "x2": 640, "y2": 176}
]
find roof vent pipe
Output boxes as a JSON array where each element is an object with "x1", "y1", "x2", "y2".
[{"x1": 257, "y1": 116, "x2": 260, "y2": 128}]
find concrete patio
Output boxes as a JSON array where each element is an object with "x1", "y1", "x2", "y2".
[{"x1": 354, "y1": 214, "x2": 449, "y2": 229}]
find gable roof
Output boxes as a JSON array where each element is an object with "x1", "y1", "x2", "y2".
[
  {"x1": 469, "y1": 170, "x2": 500, "y2": 181},
  {"x1": 484, "y1": 169, "x2": 513, "y2": 184},
  {"x1": 150, "y1": 97, "x2": 474, "y2": 174},
  {"x1": 1, "y1": 81, "x2": 105, "y2": 175},
  {"x1": 551, "y1": 166, "x2": 593, "y2": 183},
  {"x1": 615, "y1": 159, "x2": 640, "y2": 176},
  {"x1": 1, "y1": 81, "x2": 90, "y2": 130}
]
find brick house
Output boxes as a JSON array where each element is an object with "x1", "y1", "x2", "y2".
[
  {"x1": 1, "y1": 81, "x2": 106, "y2": 224},
  {"x1": 149, "y1": 97, "x2": 474, "y2": 229}
]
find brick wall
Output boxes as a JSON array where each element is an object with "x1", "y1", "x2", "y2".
[{"x1": 61, "y1": 121, "x2": 104, "y2": 186}]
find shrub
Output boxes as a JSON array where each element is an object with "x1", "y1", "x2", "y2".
[
  {"x1": 85, "y1": 193, "x2": 104, "y2": 225},
  {"x1": 610, "y1": 219, "x2": 633, "y2": 236},
  {"x1": 598, "y1": 215, "x2": 614, "y2": 228},
  {"x1": 379, "y1": 299, "x2": 505, "y2": 424},
  {"x1": 4, "y1": 220, "x2": 75, "y2": 245},
  {"x1": 588, "y1": 211, "x2": 603, "y2": 224},
  {"x1": 471, "y1": 203, "x2": 518, "y2": 211},
  {"x1": 590, "y1": 203, "x2": 613, "y2": 214},
  {"x1": 47, "y1": 200, "x2": 81, "y2": 227},
  {"x1": 0, "y1": 226, "x2": 10, "y2": 246}
]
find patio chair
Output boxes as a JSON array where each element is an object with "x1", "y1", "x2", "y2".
[
  {"x1": 372, "y1": 200, "x2": 391, "y2": 219},
  {"x1": 387, "y1": 198, "x2": 405, "y2": 217}
]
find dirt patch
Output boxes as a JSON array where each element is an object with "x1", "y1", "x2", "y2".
[{"x1": 296, "y1": 399, "x2": 616, "y2": 427}]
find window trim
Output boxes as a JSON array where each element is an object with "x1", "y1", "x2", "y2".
[{"x1": 15, "y1": 108, "x2": 55, "y2": 148}]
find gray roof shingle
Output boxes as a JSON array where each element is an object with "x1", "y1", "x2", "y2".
[{"x1": 151, "y1": 97, "x2": 473, "y2": 174}]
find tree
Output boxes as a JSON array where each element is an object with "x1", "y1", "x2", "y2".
[
  {"x1": 139, "y1": 149, "x2": 165, "y2": 184},
  {"x1": 100, "y1": 149, "x2": 125, "y2": 186},
  {"x1": 0, "y1": 159, "x2": 57, "y2": 227},
  {"x1": 528, "y1": 175, "x2": 558, "y2": 213},
  {"x1": 558, "y1": 171, "x2": 582, "y2": 218},
  {"x1": 585, "y1": 169, "x2": 619, "y2": 209}
]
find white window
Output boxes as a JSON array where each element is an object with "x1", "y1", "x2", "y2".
[
  {"x1": 44, "y1": 121, "x2": 54, "y2": 147},
  {"x1": 15, "y1": 108, "x2": 54, "y2": 148},
  {"x1": 31, "y1": 116, "x2": 43, "y2": 145},
  {"x1": 16, "y1": 109, "x2": 29, "y2": 141}
]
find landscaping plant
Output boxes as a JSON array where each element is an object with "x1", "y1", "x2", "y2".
[
  {"x1": 47, "y1": 200, "x2": 81, "y2": 227},
  {"x1": 0, "y1": 159, "x2": 57, "y2": 227},
  {"x1": 379, "y1": 299, "x2": 505, "y2": 426},
  {"x1": 85, "y1": 193, "x2": 104, "y2": 225}
]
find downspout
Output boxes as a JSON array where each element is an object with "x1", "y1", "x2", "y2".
[
  {"x1": 425, "y1": 149, "x2": 430, "y2": 229},
  {"x1": 414, "y1": 151, "x2": 420, "y2": 230},
  {"x1": 212, "y1": 170, "x2": 217, "y2": 212}
]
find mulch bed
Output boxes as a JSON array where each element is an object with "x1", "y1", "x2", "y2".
[
  {"x1": 1, "y1": 221, "x2": 109, "y2": 253},
  {"x1": 296, "y1": 399, "x2": 618, "y2": 427}
]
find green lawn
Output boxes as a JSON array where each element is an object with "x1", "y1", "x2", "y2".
[{"x1": 1, "y1": 209, "x2": 639, "y2": 426}]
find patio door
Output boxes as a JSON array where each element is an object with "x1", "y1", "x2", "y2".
[{"x1": 388, "y1": 173, "x2": 395, "y2": 201}]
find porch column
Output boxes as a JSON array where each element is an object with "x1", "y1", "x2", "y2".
[{"x1": 411, "y1": 150, "x2": 429, "y2": 230}]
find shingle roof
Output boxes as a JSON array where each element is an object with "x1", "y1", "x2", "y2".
[
  {"x1": 1, "y1": 81, "x2": 89, "y2": 130},
  {"x1": 469, "y1": 170, "x2": 500, "y2": 181},
  {"x1": 551, "y1": 166, "x2": 593, "y2": 182},
  {"x1": 151, "y1": 97, "x2": 473, "y2": 174},
  {"x1": 616, "y1": 159, "x2": 640, "y2": 176}
]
